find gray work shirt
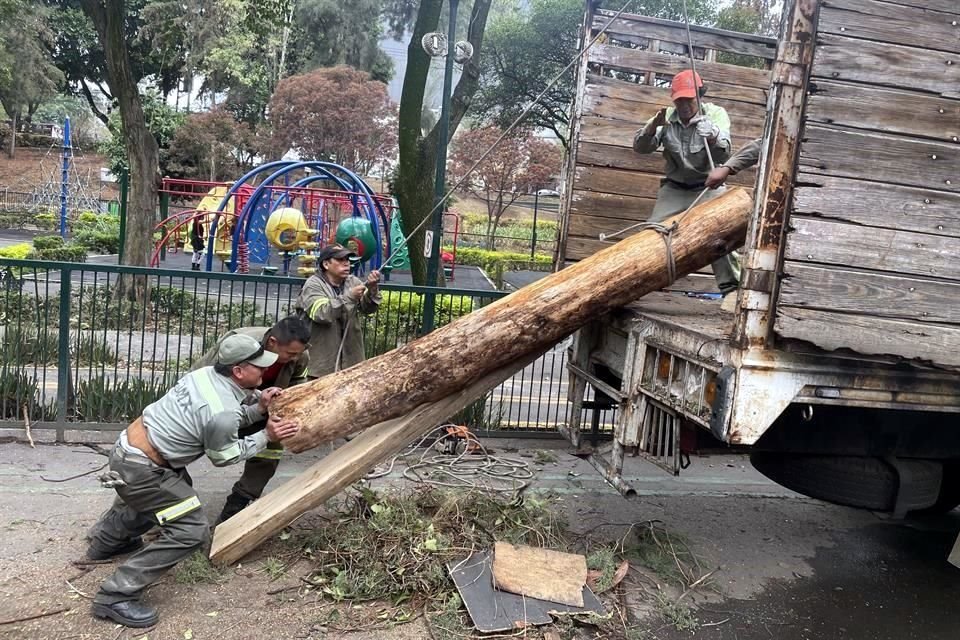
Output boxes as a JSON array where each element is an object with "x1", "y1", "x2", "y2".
[
  {"x1": 126, "y1": 367, "x2": 269, "y2": 468},
  {"x1": 633, "y1": 103, "x2": 732, "y2": 186}
]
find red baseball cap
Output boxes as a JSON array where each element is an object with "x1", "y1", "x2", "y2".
[{"x1": 671, "y1": 70, "x2": 703, "y2": 101}]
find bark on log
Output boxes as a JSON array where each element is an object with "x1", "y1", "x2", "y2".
[{"x1": 274, "y1": 187, "x2": 753, "y2": 453}]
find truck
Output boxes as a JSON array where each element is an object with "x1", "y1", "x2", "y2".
[{"x1": 557, "y1": 0, "x2": 960, "y2": 517}]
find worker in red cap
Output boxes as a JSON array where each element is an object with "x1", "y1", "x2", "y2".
[{"x1": 633, "y1": 69, "x2": 740, "y2": 311}]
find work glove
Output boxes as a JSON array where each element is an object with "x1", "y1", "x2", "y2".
[{"x1": 695, "y1": 117, "x2": 720, "y2": 142}]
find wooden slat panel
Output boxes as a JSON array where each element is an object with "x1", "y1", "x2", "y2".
[
  {"x1": 812, "y1": 33, "x2": 959, "y2": 95},
  {"x1": 792, "y1": 174, "x2": 960, "y2": 238},
  {"x1": 589, "y1": 44, "x2": 770, "y2": 89},
  {"x1": 580, "y1": 115, "x2": 759, "y2": 150},
  {"x1": 798, "y1": 125, "x2": 960, "y2": 194},
  {"x1": 819, "y1": 0, "x2": 960, "y2": 54},
  {"x1": 880, "y1": 0, "x2": 958, "y2": 14},
  {"x1": 592, "y1": 13, "x2": 777, "y2": 59},
  {"x1": 775, "y1": 306, "x2": 960, "y2": 368},
  {"x1": 779, "y1": 261, "x2": 960, "y2": 324},
  {"x1": 574, "y1": 166, "x2": 662, "y2": 198},
  {"x1": 806, "y1": 80, "x2": 960, "y2": 143},
  {"x1": 583, "y1": 87, "x2": 768, "y2": 136},
  {"x1": 785, "y1": 217, "x2": 960, "y2": 282},
  {"x1": 586, "y1": 73, "x2": 768, "y2": 106},
  {"x1": 576, "y1": 141, "x2": 758, "y2": 186},
  {"x1": 568, "y1": 211, "x2": 649, "y2": 238},
  {"x1": 569, "y1": 189, "x2": 655, "y2": 221}
]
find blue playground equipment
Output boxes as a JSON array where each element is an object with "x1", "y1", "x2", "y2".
[{"x1": 203, "y1": 160, "x2": 392, "y2": 275}]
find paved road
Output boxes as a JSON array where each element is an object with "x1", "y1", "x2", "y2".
[{"x1": 0, "y1": 440, "x2": 957, "y2": 639}]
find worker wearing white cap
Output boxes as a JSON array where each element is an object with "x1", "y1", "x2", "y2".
[{"x1": 85, "y1": 334, "x2": 300, "y2": 628}]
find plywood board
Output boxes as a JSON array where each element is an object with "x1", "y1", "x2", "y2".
[{"x1": 492, "y1": 542, "x2": 588, "y2": 607}]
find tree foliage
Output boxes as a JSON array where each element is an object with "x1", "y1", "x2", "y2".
[
  {"x1": 166, "y1": 109, "x2": 256, "y2": 181},
  {"x1": 269, "y1": 65, "x2": 397, "y2": 173},
  {"x1": 100, "y1": 91, "x2": 183, "y2": 176},
  {"x1": 449, "y1": 127, "x2": 560, "y2": 249},
  {"x1": 0, "y1": 0, "x2": 63, "y2": 156},
  {"x1": 471, "y1": 0, "x2": 582, "y2": 149}
]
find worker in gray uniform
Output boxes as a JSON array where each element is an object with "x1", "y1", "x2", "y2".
[
  {"x1": 189, "y1": 315, "x2": 311, "y2": 523},
  {"x1": 633, "y1": 69, "x2": 740, "y2": 311},
  {"x1": 295, "y1": 243, "x2": 382, "y2": 379},
  {"x1": 86, "y1": 334, "x2": 300, "y2": 628},
  {"x1": 705, "y1": 137, "x2": 762, "y2": 189}
]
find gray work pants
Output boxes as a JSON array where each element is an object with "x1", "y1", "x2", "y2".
[
  {"x1": 88, "y1": 447, "x2": 210, "y2": 605},
  {"x1": 650, "y1": 182, "x2": 741, "y2": 295}
]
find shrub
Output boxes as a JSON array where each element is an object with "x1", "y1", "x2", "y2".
[
  {"x1": 74, "y1": 333, "x2": 117, "y2": 365},
  {"x1": 0, "y1": 324, "x2": 59, "y2": 364},
  {"x1": 363, "y1": 291, "x2": 474, "y2": 357},
  {"x1": 32, "y1": 213, "x2": 57, "y2": 230},
  {"x1": 28, "y1": 242, "x2": 88, "y2": 263},
  {"x1": 75, "y1": 374, "x2": 175, "y2": 423},
  {"x1": 0, "y1": 292, "x2": 60, "y2": 326},
  {"x1": 0, "y1": 243, "x2": 32, "y2": 260},
  {"x1": 0, "y1": 367, "x2": 54, "y2": 420},
  {"x1": 32, "y1": 235, "x2": 65, "y2": 251},
  {"x1": 73, "y1": 229, "x2": 119, "y2": 254},
  {"x1": 447, "y1": 246, "x2": 552, "y2": 273}
]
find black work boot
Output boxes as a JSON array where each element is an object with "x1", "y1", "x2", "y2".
[
  {"x1": 217, "y1": 492, "x2": 252, "y2": 524},
  {"x1": 93, "y1": 600, "x2": 159, "y2": 628},
  {"x1": 85, "y1": 537, "x2": 144, "y2": 561}
]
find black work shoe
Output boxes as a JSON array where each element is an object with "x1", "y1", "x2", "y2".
[
  {"x1": 85, "y1": 537, "x2": 144, "y2": 561},
  {"x1": 217, "y1": 492, "x2": 252, "y2": 524},
  {"x1": 92, "y1": 600, "x2": 159, "y2": 628}
]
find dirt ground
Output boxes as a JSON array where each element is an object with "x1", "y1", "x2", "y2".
[{"x1": 1, "y1": 437, "x2": 958, "y2": 640}]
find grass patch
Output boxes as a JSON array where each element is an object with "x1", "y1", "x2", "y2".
[
  {"x1": 655, "y1": 593, "x2": 700, "y2": 632},
  {"x1": 261, "y1": 556, "x2": 287, "y2": 581},
  {"x1": 175, "y1": 551, "x2": 222, "y2": 584},
  {"x1": 586, "y1": 547, "x2": 618, "y2": 592}
]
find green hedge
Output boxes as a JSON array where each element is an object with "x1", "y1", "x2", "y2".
[
  {"x1": 363, "y1": 291, "x2": 476, "y2": 358},
  {"x1": 0, "y1": 243, "x2": 32, "y2": 259},
  {"x1": 447, "y1": 246, "x2": 552, "y2": 273}
]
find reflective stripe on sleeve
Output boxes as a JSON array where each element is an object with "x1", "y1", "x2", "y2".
[
  {"x1": 155, "y1": 495, "x2": 201, "y2": 524},
  {"x1": 253, "y1": 449, "x2": 283, "y2": 460},
  {"x1": 206, "y1": 442, "x2": 242, "y2": 463},
  {"x1": 308, "y1": 296, "x2": 330, "y2": 319}
]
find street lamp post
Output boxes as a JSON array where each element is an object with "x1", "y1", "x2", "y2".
[
  {"x1": 422, "y1": 0, "x2": 462, "y2": 334},
  {"x1": 531, "y1": 189, "x2": 540, "y2": 259}
]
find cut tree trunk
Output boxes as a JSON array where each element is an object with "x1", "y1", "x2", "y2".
[
  {"x1": 272, "y1": 187, "x2": 753, "y2": 453},
  {"x1": 209, "y1": 352, "x2": 542, "y2": 565}
]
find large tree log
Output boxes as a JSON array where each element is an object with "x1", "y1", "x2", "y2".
[
  {"x1": 274, "y1": 187, "x2": 753, "y2": 452},
  {"x1": 210, "y1": 353, "x2": 542, "y2": 565}
]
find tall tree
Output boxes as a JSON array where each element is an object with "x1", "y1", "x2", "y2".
[
  {"x1": 394, "y1": 0, "x2": 492, "y2": 285},
  {"x1": 269, "y1": 65, "x2": 397, "y2": 173},
  {"x1": 0, "y1": 1, "x2": 63, "y2": 157},
  {"x1": 165, "y1": 109, "x2": 255, "y2": 181},
  {"x1": 471, "y1": 0, "x2": 581, "y2": 149},
  {"x1": 449, "y1": 126, "x2": 560, "y2": 249},
  {"x1": 77, "y1": 0, "x2": 160, "y2": 270}
]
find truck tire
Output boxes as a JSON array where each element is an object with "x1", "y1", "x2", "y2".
[
  {"x1": 919, "y1": 462, "x2": 960, "y2": 514},
  {"x1": 750, "y1": 453, "x2": 899, "y2": 510}
]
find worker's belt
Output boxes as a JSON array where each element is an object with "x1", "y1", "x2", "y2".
[
  {"x1": 126, "y1": 418, "x2": 170, "y2": 468},
  {"x1": 663, "y1": 178, "x2": 706, "y2": 191}
]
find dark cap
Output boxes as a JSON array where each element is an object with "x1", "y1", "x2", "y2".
[{"x1": 317, "y1": 243, "x2": 358, "y2": 264}]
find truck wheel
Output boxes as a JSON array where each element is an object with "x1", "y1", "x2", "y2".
[
  {"x1": 919, "y1": 462, "x2": 960, "y2": 514},
  {"x1": 750, "y1": 453, "x2": 899, "y2": 510}
]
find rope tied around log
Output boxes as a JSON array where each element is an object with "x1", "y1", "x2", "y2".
[{"x1": 634, "y1": 220, "x2": 679, "y2": 284}]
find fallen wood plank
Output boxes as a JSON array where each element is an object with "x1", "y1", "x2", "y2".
[
  {"x1": 209, "y1": 353, "x2": 542, "y2": 565},
  {"x1": 492, "y1": 542, "x2": 588, "y2": 607},
  {"x1": 273, "y1": 188, "x2": 753, "y2": 453}
]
